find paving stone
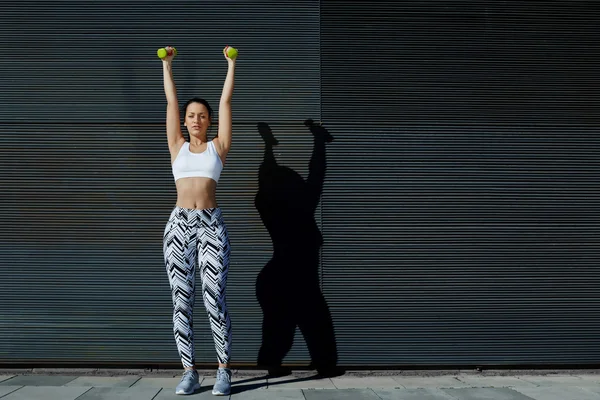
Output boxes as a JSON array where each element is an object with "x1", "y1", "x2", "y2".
[
  {"x1": 393, "y1": 375, "x2": 467, "y2": 389},
  {"x1": 130, "y1": 377, "x2": 198, "y2": 389},
  {"x1": 0, "y1": 386, "x2": 22, "y2": 397},
  {"x1": 516, "y1": 375, "x2": 587, "y2": 386},
  {"x1": 576, "y1": 374, "x2": 600, "y2": 383},
  {"x1": 202, "y1": 374, "x2": 267, "y2": 393},
  {"x1": 74, "y1": 387, "x2": 160, "y2": 400},
  {"x1": 303, "y1": 388, "x2": 381, "y2": 400},
  {"x1": 0, "y1": 375, "x2": 78, "y2": 386},
  {"x1": 374, "y1": 388, "x2": 455, "y2": 400},
  {"x1": 515, "y1": 386, "x2": 600, "y2": 400},
  {"x1": 0, "y1": 386, "x2": 90, "y2": 400},
  {"x1": 152, "y1": 386, "x2": 216, "y2": 399},
  {"x1": 332, "y1": 377, "x2": 401, "y2": 389},
  {"x1": 65, "y1": 376, "x2": 141, "y2": 387},
  {"x1": 443, "y1": 387, "x2": 536, "y2": 400},
  {"x1": 267, "y1": 376, "x2": 336, "y2": 389},
  {"x1": 457, "y1": 375, "x2": 538, "y2": 388},
  {"x1": 580, "y1": 386, "x2": 600, "y2": 396},
  {"x1": 231, "y1": 388, "x2": 306, "y2": 399}
]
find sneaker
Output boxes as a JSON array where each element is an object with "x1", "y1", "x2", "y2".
[
  {"x1": 212, "y1": 367, "x2": 232, "y2": 396},
  {"x1": 175, "y1": 369, "x2": 201, "y2": 395}
]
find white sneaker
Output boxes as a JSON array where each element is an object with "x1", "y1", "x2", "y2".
[
  {"x1": 212, "y1": 368, "x2": 232, "y2": 396},
  {"x1": 175, "y1": 369, "x2": 201, "y2": 395}
]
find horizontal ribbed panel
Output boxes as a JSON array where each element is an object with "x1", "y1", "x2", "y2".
[
  {"x1": 322, "y1": 0, "x2": 600, "y2": 125},
  {"x1": 0, "y1": 121, "x2": 321, "y2": 364},
  {"x1": 0, "y1": 0, "x2": 320, "y2": 365},
  {"x1": 0, "y1": 0, "x2": 320, "y2": 123},
  {"x1": 322, "y1": 0, "x2": 600, "y2": 366},
  {"x1": 322, "y1": 125, "x2": 600, "y2": 365},
  {"x1": 4, "y1": 0, "x2": 600, "y2": 368}
]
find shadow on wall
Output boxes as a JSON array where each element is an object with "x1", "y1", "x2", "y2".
[{"x1": 254, "y1": 119, "x2": 343, "y2": 377}]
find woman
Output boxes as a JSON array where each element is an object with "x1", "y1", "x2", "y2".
[{"x1": 161, "y1": 45, "x2": 236, "y2": 396}]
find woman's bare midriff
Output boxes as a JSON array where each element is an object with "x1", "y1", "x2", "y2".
[{"x1": 175, "y1": 177, "x2": 219, "y2": 210}]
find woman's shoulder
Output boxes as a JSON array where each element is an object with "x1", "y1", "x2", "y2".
[
  {"x1": 169, "y1": 139, "x2": 188, "y2": 164},
  {"x1": 210, "y1": 137, "x2": 221, "y2": 149},
  {"x1": 210, "y1": 137, "x2": 227, "y2": 165}
]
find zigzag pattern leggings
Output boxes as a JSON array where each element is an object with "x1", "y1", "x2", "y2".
[{"x1": 163, "y1": 206, "x2": 232, "y2": 368}]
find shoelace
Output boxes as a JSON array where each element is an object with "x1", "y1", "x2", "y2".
[
  {"x1": 182, "y1": 370, "x2": 196, "y2": 381},
  {"x1": 217, "y1": 369, "x2": 231, "y2": 383}
]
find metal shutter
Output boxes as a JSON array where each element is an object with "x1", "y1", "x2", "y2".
[
  {"x1": 0, "y1": 0, "x2": 321, "y2": 366},
  {"x1": 3, "y1": 0, "x2": 600, "y2": 369},
  {"x1": 321, "y1": 0, "x2": 600, "y2": 366}
]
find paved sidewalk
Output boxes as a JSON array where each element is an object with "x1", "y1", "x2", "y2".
[{"x1": 2, "y1": 369, "x2": 600, "y2": 399}]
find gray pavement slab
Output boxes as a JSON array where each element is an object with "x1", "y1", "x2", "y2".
[
  {"x1": 374, "y1": 388, "x2": 455, "y2": 400},
  {"x1": 393, "y1": 375, "x2": 467, "y2": 389},
  {"x1": 231, "y1": 382, "x2": 268, "y2": 394},
  {"x1": 0, "y1": 375, "x2": 78, "y2": 386},
  {"x1": 130, "y1": 376, "x2": 200, "y2": 389},
  {"x1": 515, "y1": 386, "x2": 600, "y2": 400},
  {"x1": 0, "y1": 386, "x2": 23, "y2": 397},
  {"x1": 231, "y1": 382, "x2": 269, "y2": 394},
  {"x1": 442, "y1": 387, "x2": 536, "y2": 400},
  {"x1": 332, "y1": 376, "x2": 401, "y2": 389},
  {"x1": 517, "y1": 374, "x2": 588, "y2": 386},
  {"x1": 582, "y1": 386, "x2": 600, "y2": 396},
  {"x1": 152, "y1": 387, "x2": 216, "y2": 399},
  {"x1": 74, "y1": 387, "x2": 161, "y2": 400},
  {"x1": 202, "y1": 374, "x2": 268, "y2": 392},
  {"x1": 576, "y1": 375, "x2": 600, "y2": 383},
  {"x1": 65, "y1": 376, "x2": 142, "y2": 387},
  {"x1": 6, "y1": 371, "x2": 600, "y2": 400},
  {"x1": 303, "y1": 388, "x2": 381, "y2": 400},
  {"x1": 0, "y1": 386, "x2": 90, "y2": 400},
  {"x1": 267, "y1": 376, "x2": 336, "y2": 389},
  {"x1": 457, "y1": 375, "x2": 539, "y2": 388},
  {"x1": 231, "y1": 388, "x2": 306, "y2": 399}
]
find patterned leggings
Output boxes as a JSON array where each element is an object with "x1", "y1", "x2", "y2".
[{"x1": 163, "y1": 206, "x2": 232, "y2": 368}]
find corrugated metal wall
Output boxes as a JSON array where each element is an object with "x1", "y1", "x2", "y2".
[
  {"x1": 1, "y1": 0, "x2": 600, "y2": 368},
  {"x1": 0, "y1": 0, "x2": 321, "y2": 366},
  {"x1": 321, "y1": 0, "x2": 600, "y2": 366}
]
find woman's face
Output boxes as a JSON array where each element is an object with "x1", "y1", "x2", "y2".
[{"x1": 184, "y1": 102, "x2": 211, "y2": 138}]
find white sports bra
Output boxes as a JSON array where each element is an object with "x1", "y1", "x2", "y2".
[{"x1": 171, "y1": 141, "x2": 223, "y2": 183}]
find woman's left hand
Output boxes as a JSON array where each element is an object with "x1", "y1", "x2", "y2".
[{"x1": 223, "y1": 47, "x2": 237, "y2": 63}]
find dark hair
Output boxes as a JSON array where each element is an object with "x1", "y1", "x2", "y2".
[{"x1": 182, "y1": 97, "x2": 213, "y2": 121}]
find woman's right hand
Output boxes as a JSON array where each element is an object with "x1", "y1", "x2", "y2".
[{"x1": 162, "y1": 46, "x2": 176, "y2": 63}]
